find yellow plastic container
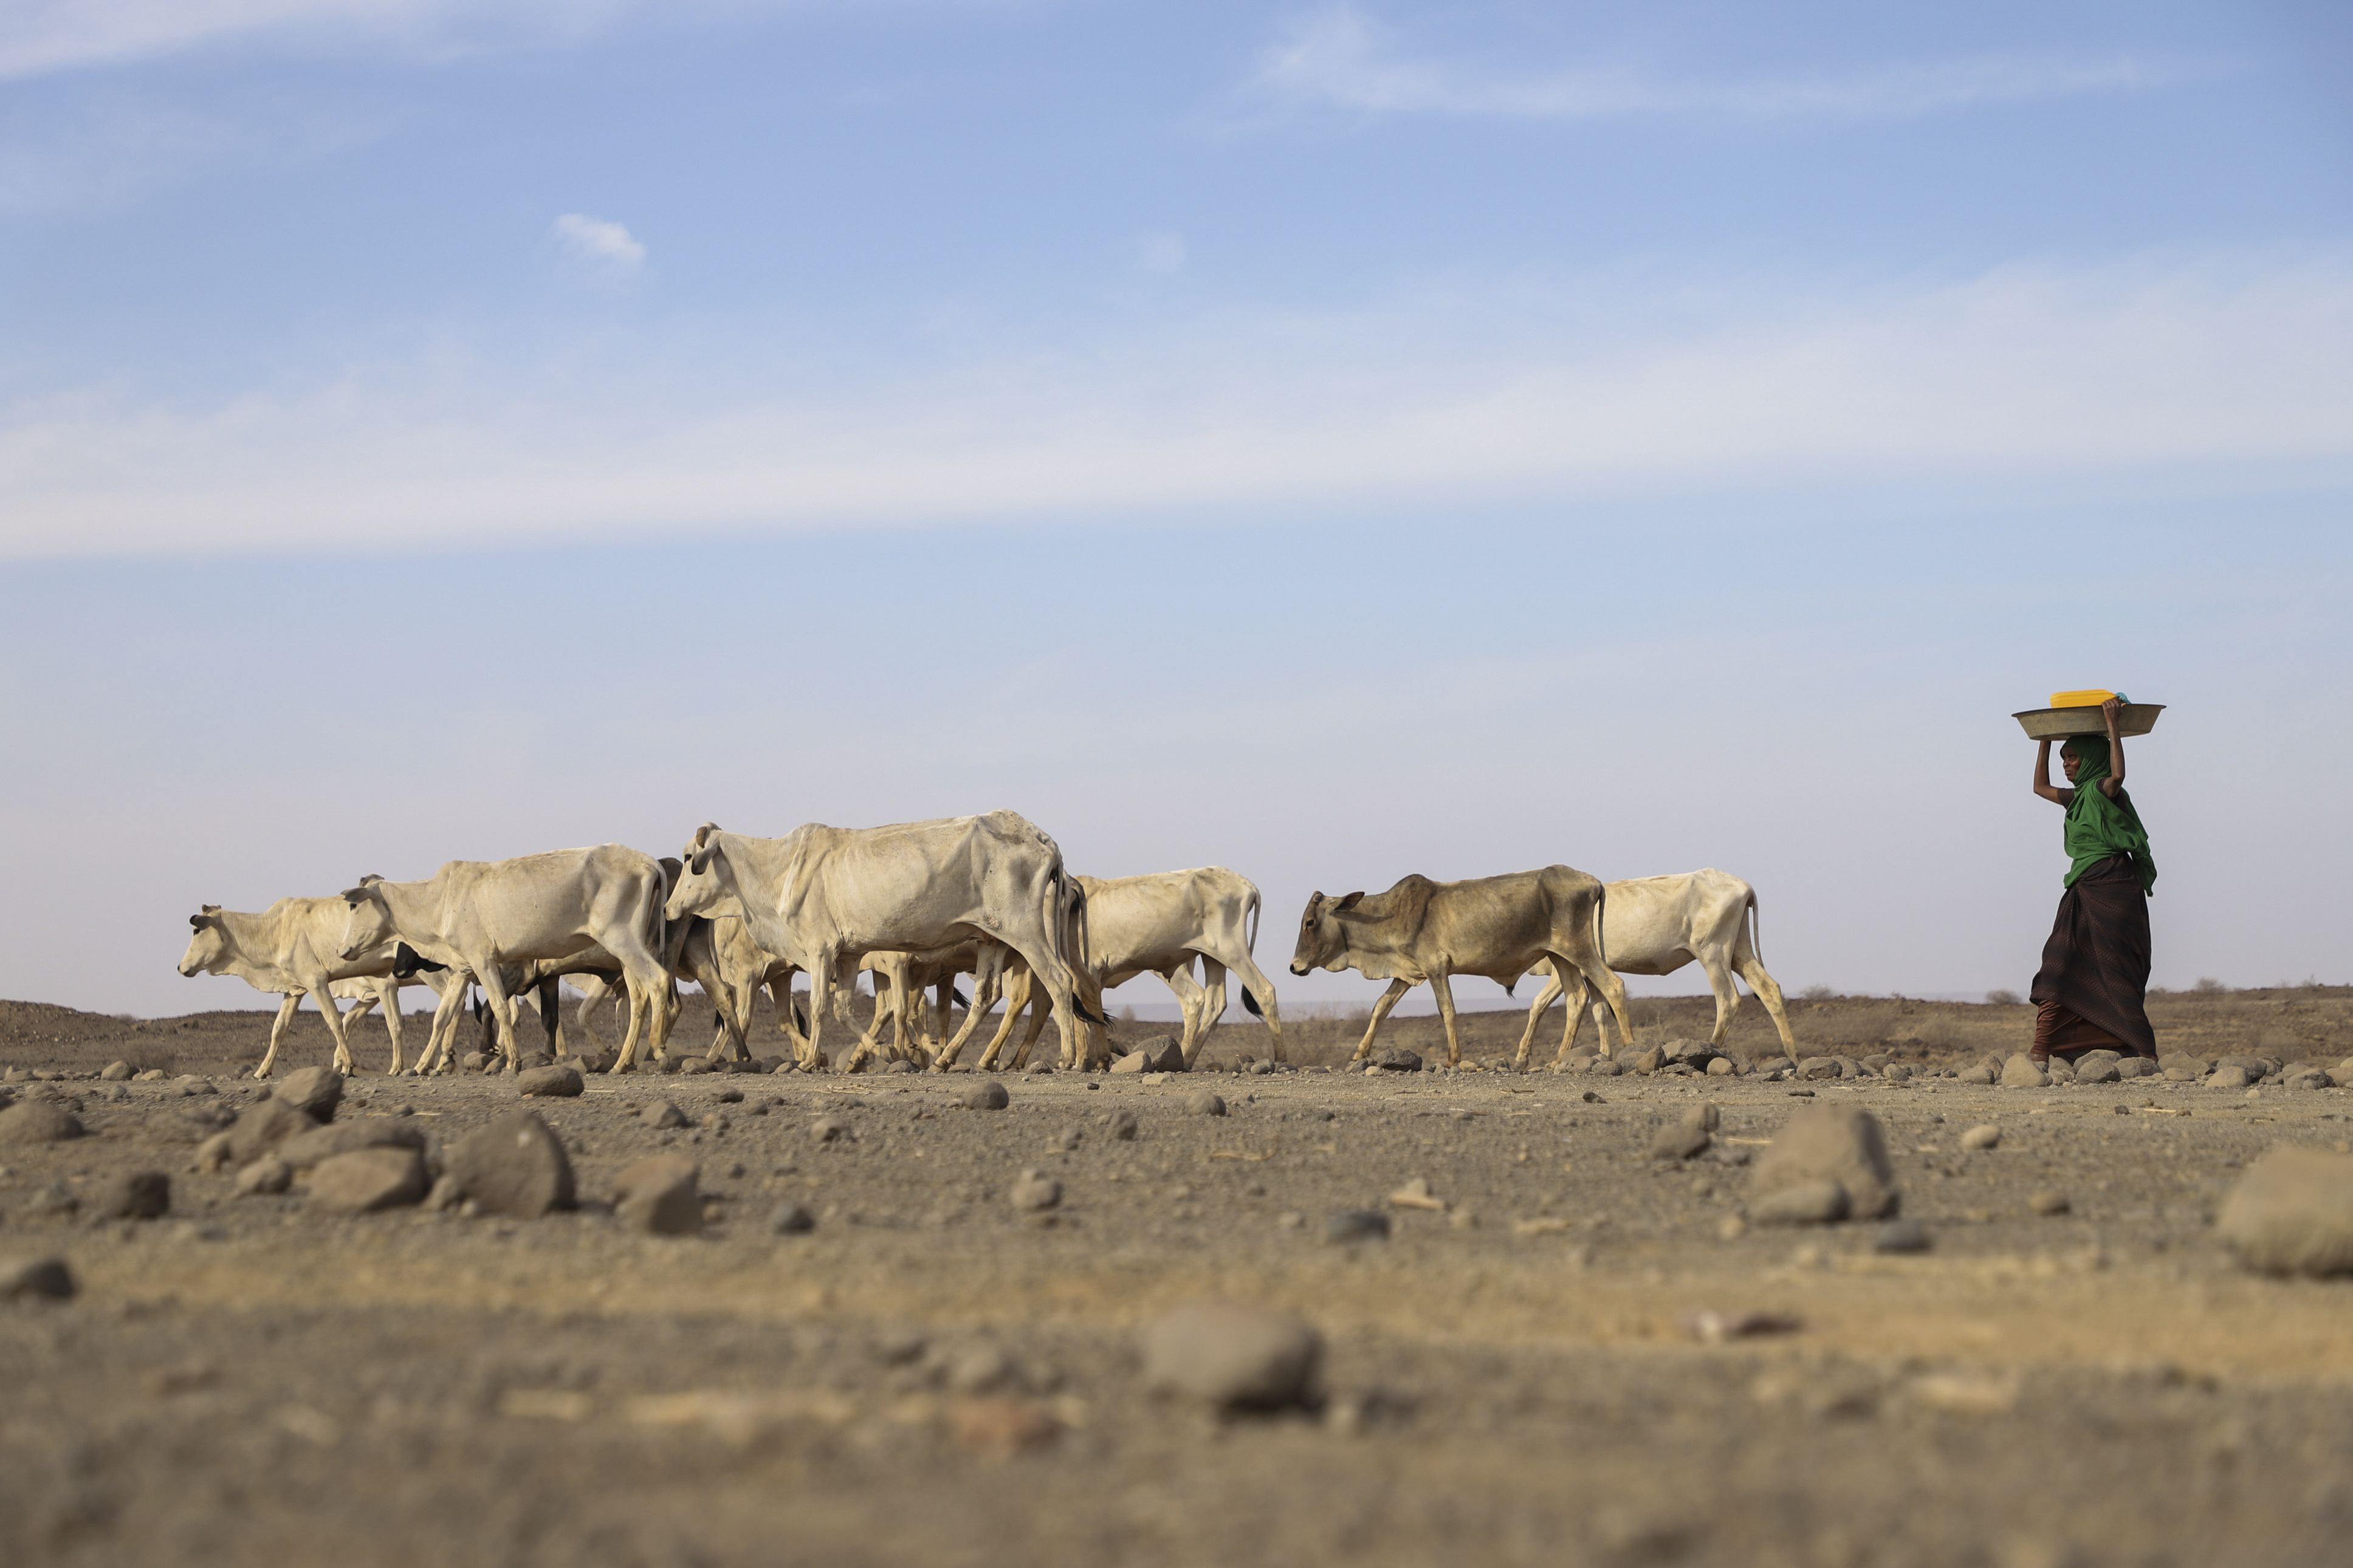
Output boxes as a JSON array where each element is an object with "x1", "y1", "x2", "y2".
[{"x1": 2050, "y1": 688, "x2": 2116, "y2": 708}]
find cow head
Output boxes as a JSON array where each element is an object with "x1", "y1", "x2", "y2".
[
  {"x1": 1288, "y1": 890, "x2": 1364, "y2": 976},
  {"x1": 177, "y1": 906, "x2": 227, "y2": 977},
  {"x1": 665, "y1": 824, "x2": 730, "y2": 923},
  {"x1": 337, "y1": 882, "x2": 396, "y2": 961}
]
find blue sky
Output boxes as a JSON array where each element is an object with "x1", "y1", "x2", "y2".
[{"x1": 2, "y1": 2, "x2": 2349, "y2": 1020}]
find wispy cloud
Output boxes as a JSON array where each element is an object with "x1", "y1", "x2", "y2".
[
  {"x1": 1246, "y1": 4, "x2": 2171, "y2": 124},
  {"x1": 3, "y1": 251, "x2": 2348, "y2": 558},
  {"x1": 552, "y1": 211, "x2": 645, "y2": 270}
]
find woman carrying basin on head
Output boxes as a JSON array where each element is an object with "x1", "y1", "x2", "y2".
[{"x1": 2027, "y1": 694, "x2": 2157, "y2": 1066}]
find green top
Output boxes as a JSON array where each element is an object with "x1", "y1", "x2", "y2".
[{"x1": 2060, "y1": 734, "x2": 2155, "y2": 894}]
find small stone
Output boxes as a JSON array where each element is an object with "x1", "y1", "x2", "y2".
[
  {"x1": 1629, "y1": 1048, "x2": 1664, "y2": 1075},
  {"x1": 224, "y1": 1098, "x2": 320, "y2": 1164},
  {"x1": 1650, "y1": 1123, "x2": 1712, "y2": 1160},
  {"x1": 275, "y1": 1120, "x2": 426, "y2": 1169},
  {"x1": 273, "y1": 1066, "x2": 344, "y2": 1120},
  {"x1": 1798, "y1": 1056, "x2": 1843, "y2": 1081},
  {"x1": 1589, "y1": 1057, "x2": 1624, "y2": 1077},
  {"x1": 1371, "y1": 1046, "x2": 1423, "y2": 1073},
  {"x1": 2074, "y1": 1059, "x2": 2121, "y2": 1085},
  {"x1": 2001, "y1": 1055, "x2": 2049, "y2": 1089},
  {"x1": 809, "y1": 1114, "x2": 853, "y2": 1143},
  {"x1": 1750, "y1": 1179, "x2": 1850, "y2": 1225},
  {"x1": 1706, "y1": 1057, "x2": 1737, "y2": 1077},
  {"x1": 100, "y1": 1061, "x2": 133, "y2": 1082},
  {"x1": 677, "y1": 1058, "x2": 710, "y2": 1076},
  {"x1": 2216, "y1": 1147, "x2": 2353, "y2": 1276},
  {"x1": 1184, "y1": 1092, "x2": 1227, "y2": 1118},
  {"x1": 963, "y1": 1081, "x2": 1011, "y2": 1112},
  {"x1": 1009, "y1": 1169, "x2": 1062, "y2": 1212},
  {"x1": 92, "y1": 1171, "x2": 171, "y2": 1220},
  {"x1": 441, "y1": 1111, "x2": 575, "y2": 1217},
  {"x1": 1749, "y1": 1104, "x2": 1897, "y2": 1220},
  {"x1": 641, "y1": 1099, "x2": 689, "y2": 1129},
  {"x1": 1056, "y1": 1126, "x2": 1083, "y2": 1151},
  {"x1": 1958, "y1": 1066, "x2": 1996, "y2": 1085},
  {"x1": 0, "y1": 1256, "x2": 75, "y2": 1301},
  {"x1": 1139, "y1": 1301, "x2": 1323, "y2": 1410},
  {"x1": 1873, "y1": 1217, "x2": 1931, "y2": 1253},
  {"x1": 1327, "y1": 1209, "x2": 1391, "y2": 1243},
  {"x1": 2029, "y1": 1190, "x2": 2071, "y2": 1216},
  {"x1": 613, "y1": 1153, "x2": 701, "y2": 1235},
  {"x1": 0, "y1": 1101, "x2": 84, "y2": 1146},
  {"x1": 946, "y1": 1345, "x2": 1018, "y2": 1394},
  {"x1": 2209, "y1": 1064, "x2": 2250, "y2": 1090},
  {"x1": 1960, "y1": 1124, "x2": 2002, "y2": 1151},
  {"x1": 1108, "y1": 1109, "x2": 1139, "y2": 1141},
  {"x1": 1883, "y1": 1063, "x2": 1912, "y2": 1084},
  {"x1": 1684, "y1": 1104, "x2": 1722, "y2": 1131},
  {"x1": 1716, "y1": 1213, "x2": 1748, "y2": 1241},
  {"x1": 516, "y1": 1065, "x2": 584, "y2": 1098},
  {"x1": 308, "y1": 1147, "x2": 428, "y2": 1214},
  {"x1": 234, "y1": 1157, "x2": 293, "y2": 1196},
  {"x1": 769, "y1": 1203, "x2": 816, "y2": 1234},
  {"x1": 2159, "y1": 1053, "x2": 2206, "y2": 1082},
  {"x1": 20, "y1": 1182, "x2": 77, "y2": 1217}
]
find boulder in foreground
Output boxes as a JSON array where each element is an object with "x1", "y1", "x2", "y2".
[
  {"x1": 273, "y1": 1066, "x2": 343, "y2": 1120},
  {"x1": 2216, "y1": 1147, "x2": 2353, "y2": 1276},
  {"x1": 613, "y1": 1153, "x2": 701, "y2": 1235},
  {"x1": 0, "y1": 1101, "x2": 83, "y2": 1146},
  {"x1": 310, "y1": 1147, "x2": 427, "y2": 1214},
  {"x1": 440, "y1": 1111, "x2": 575, "y2": 1218},
  {"x1": 1140, "y1": 1301, "x2": 1322, "y2": 1411},
  {"x1": 1750, "y1": 1104, "x2": 1897, "y2": 1221}
]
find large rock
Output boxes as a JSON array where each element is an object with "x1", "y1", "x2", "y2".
[
  {"x1": 93, "y1": 1171, "x2": 171, "y2": 1220},
  {"x1": 273, "y1": 1066, "x2": 343, "y2": 1120},
  {"x1": 0, "y1": 1256, "x2": 75, "y2": 1301},
  {"x1": 1371, "y1": 1047, "x2": 1422, "y2": 1073},
  {"x1": 1749, "y1": 1104, "x2": 1897, "y2": 1221},
  {"x1": 613, "y1": 1153, "x2": 701, "y2": 1235},
  {"x1": 1111, "y1": 1037, "x2": 1186, "y2": 1075},
  {"x1": 0, "y1": 1101, "x2": 84, "y2": 1146},
  {"x1": 516, "y1": 1064, "x2": 585, "y2": 1098},
  {"x1": 309, "y1": 1148, "x2": 427, "y2": 1214},
  {"x1": 439, "y1": 1111, "x2": 575, "y2": 1217},
  {"x1": 225, "y1": 1098, "x2": 320, "y2": 1164},
  {"x1": 2210, "y1": 1064, "x2": 2252, "y2": 1090},
  {"x1": 2001, "y1": 1054, "x2": 2049, "y2": 1089},
  {"x1": 2217, "y1": 1148, "x2": 2353, "y2": 1276},
  {"x1": 275, "y1": 1120, "x2": 427, "y2": 1170},
  {"x1": 1798, "y1": 1056, "x2": 1843, "y2": 1081},
  {"x1": 963, "y1": 1080, "x2": 1011, "y2": 1111},
  {"x1": 1139, "y1": 1301, "x2": 1322, "y2": 1411},
  {"x1": 2074, "y1": 1058, "x2": 2122, "y2": 1084}
]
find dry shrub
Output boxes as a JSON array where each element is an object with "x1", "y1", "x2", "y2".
[
  {"x1": 1909, "y1": 1015, "x2": 1967, "y2": 1052},
  {"x1": 119, "y1": 1041, "x2": 178, "y2": 1076},
  {"x1": 1985, "y1": 989, "x2": 2021, "y2": 1007}
]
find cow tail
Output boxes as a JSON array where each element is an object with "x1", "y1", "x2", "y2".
[
  {"x1": 1591, "y1": 880, "x2": 1610, "y2": 971},
  {"x1": 1745, "y1": 886, "x2": 1764, "y2": 968},
  {"x1": 1244, "y1": 884, "x2": 1260, "y2": 956}
]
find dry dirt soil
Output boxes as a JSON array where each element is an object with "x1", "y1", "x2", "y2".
[{"x1": 6, "y1": 989, "x2": 2353, "y2": 1568}]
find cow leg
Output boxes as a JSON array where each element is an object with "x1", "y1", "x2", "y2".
[
  {"x1": 1347, "y1": 979, "x2": 1415, "y2": 1063},
  {"x1": 1699, "y1": 950, "x2": 1744, "y2": 1050},
  {"x1": 1731, "y1": 942, "x2": 1799, "y2": 1063},
  {"x1": 1163, "y1": 962, "x2": 1209, "y2": 1066},
  {"x1": 535, "y1": 977, "x2": 562, "y2": 1060},
  {"x1": 1512, "y1": 963, "x2": 1567, "y2": 1072},
  {"x1": 472, "y1": 964, "x2": 524, "y2": 1075},
  {"x1": 253, "y1": 991, "x2": 303, "y2": 1078},
  {"x1": 1429, "y1": 971, "x2": 1466, "y2": 1066},
  {"x1": 377, "y1": 985, "x2": 408, "y2": 1075},
  {"x1": 976, "y1": 968, "x2": 1036, "y2": 1071},
  {"x1": 935, "y1": 964, "x2": 1005, "y2": 1070},
  {"x1": 1197, "y1": 958, "x2": 1230, "y2": 1062},
  {"x1": 1222, "y1": 951, "x2": 1288, "y2": 1063}
]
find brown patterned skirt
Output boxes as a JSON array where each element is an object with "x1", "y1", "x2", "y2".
[{"x1": 2028, "y1": 854, "x2": 2157, "y2": 1060}]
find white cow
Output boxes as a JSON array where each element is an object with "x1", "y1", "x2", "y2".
[
  {"x1": 177, "y1": 898, "x2": 441, "y2": 1078},
  {"x1": 939, "y1": 867, "x2": 1286, "y2": 1070},
  {"x1": 337, "y1": 844, "x2": 676, "y2": 1075},
  {"x1": 662, "y1": 812, "x2": 1104, "y2": 1073},
  {"x1": 1509, "y1": 868, "x2": 1798, "y2": 1069}
]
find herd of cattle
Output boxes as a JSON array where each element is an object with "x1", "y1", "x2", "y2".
[{"x1": 176, "y1": 810, "x2": 1801, "y2": 1080}]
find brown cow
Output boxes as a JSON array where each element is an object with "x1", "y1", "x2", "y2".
[{"x1": 1287, "y1": 866, "x2": 1633, "y2": 1069}]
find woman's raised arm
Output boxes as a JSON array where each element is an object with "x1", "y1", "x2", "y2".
[
  {"x1": 2033, "y1": 737, "x2": 2072, "y2": 805},
  {"x1": 2100, "y1": 696, "x2": 2125, "y2": 798}
]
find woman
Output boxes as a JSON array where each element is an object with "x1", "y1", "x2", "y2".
[{"x1": 2027, "y1": 694, "x2": 2157, "y2": 1063}]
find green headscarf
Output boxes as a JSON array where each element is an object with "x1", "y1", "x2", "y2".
[{"x1": 2060, "y1": 734, "x2": 2155, "y2": 893}]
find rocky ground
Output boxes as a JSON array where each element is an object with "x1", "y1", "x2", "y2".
[{"x1": 6, "y1": 990, "x2": 2353, "y2": 1567}]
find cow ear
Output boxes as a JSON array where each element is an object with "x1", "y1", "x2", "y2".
[
  {"x1": 201, "y1": 904, "x2": 221, "y2": 915},
  {"x1": 188, "y1": 912, "x2": 208, "y2": 930},
  {"x1": 339, "y1": 886, "x2": 371, "y2": 905},
  {"x1": 1334, "y1": 891, "x2": 1365, "y2": 912}
]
